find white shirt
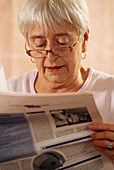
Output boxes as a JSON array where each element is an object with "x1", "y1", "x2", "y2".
[{"x1": 7, "y1": 68, "x2": 114, "y2": 123}]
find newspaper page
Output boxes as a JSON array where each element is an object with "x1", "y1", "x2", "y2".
[
  {"x1": 0, "y1": 92, "x2": 113, "y2": 170},
  {"x1": 0, "y1": 61, "x2": 8, "y2": 91}
]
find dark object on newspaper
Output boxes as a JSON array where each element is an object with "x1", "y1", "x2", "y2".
[{"x1": 33, "y1": 151, "x2": 65, "y2": 170}]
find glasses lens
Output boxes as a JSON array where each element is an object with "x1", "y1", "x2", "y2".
[
  {"x1": 28, "y1": 47, "x2": 71, "y2": 58},
  {"x1": 53, "y1": 47, "x2": 70, "y2": 56},
  {"x1": 30, "y1": 50, "x2": 46, "y2": 58}
]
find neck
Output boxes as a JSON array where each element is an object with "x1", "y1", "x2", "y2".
[{"x1": 35, "y1": 67, "x2": 89, "y2": 93}]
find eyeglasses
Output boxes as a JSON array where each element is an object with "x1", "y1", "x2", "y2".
[{"x1": 25, "y1": 38, "x2": 79, "y2": 58}]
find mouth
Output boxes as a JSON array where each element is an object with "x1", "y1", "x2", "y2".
[{"x1": 45, "y1": 66, "x2": 64, "y2": 72}]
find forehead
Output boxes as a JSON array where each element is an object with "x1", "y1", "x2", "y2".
[{"x1": 27, "y1": 22, "x2": 79, "y2": 39}]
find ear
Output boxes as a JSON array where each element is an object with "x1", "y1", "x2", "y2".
[{"x1": 82, "y1": 29, "x2": 89, "y2": 53}]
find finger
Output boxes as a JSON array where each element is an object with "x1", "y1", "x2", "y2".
[
  {"x1": 91, "y1": 143, "x2": 114, "y2": 159},
  {"x1": 91, "y1": 140, "x2": 114, "y2": 149},
  {"x1": 91, "y1": 131, "x2": 114, "y2": 140},
  {"x1": 89, "y1": 122, "x2": 114, "y2": 131}
]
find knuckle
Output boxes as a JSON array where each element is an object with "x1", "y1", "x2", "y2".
[
  {"x1": 101, "y1": 140, "x2": 107, "y2": 147},
  {"x1": 103, "y1": 131, "x2": 110, "y2": 139},
  {"x1": 105, "y1": 123, "x2": 110, "y2": 130}
]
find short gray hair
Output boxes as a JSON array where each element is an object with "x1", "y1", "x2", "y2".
[{"x1": 18, "y1": 0, "x2": 90, "y2": 39}]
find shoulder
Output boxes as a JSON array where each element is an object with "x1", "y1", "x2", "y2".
[
  {"x1": 91, "y1": 68, "x2": 114, "y2": 79},
  {"x1": 88, "y1": 68, "x2": 114, "y2": 89},
  {"x1": 7, "y1": 70, "x2": 38, "y2": 93},
  {"x1": 85, "y1": 68, "x2": 114, "y2": 123}
]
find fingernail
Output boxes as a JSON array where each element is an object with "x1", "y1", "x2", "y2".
[{"x1": 89, "y1": 124, "x2": 93, "y2": 129}]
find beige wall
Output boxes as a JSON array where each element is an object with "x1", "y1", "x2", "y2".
[{"x1": 0, "y1": 0, "x2": 114, "y2": 79}]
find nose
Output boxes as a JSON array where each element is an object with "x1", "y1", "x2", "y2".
[
  {"x1": 45, "y1": 41, "x2": 58, "y2": 61},
  {"x1": 45, "y1": 39, "x2": 54, "y2": 51},
  {"x1": 46, "y1": 50, "x2": 58, "y2": 61}
]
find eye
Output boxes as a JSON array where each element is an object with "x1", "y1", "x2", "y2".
[
  {"x1": 33, "y1": 38, "x2": 47, "y2": 48},
  {"x1": 55, "y1": 36, "x2": 69, "y2": 45}
]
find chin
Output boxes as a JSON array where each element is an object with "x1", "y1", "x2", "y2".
[{"x1": 48, "y1": 76, "x2": 66, "y2": 84}]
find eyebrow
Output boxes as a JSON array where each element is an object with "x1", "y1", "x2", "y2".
[
  {"x1": 55, "y1": 33, "x2": 71, "y2": 37},
  {"x1": 30, "y1": 35, "x2": 45, "y2": 40}
]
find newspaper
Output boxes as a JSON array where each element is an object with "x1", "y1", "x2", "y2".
[
  {"x1": 0, "y1": 62, "x2": 8, "y2": 91},
  {"x1": 0, "y1": 92, "x2": 114, "y2": 170}
]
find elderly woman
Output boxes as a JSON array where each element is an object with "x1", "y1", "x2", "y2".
[{"x1": 7, "y1": 0, "x2": 114, "y2": 160}]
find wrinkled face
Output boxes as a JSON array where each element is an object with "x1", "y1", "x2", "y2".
[{"x1": 27, "y1": 23, "x2": 84, "y2": 86}]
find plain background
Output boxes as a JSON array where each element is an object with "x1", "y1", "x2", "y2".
[{"x1": 0, "y1": 0, "x2": 114, "y2": 79}]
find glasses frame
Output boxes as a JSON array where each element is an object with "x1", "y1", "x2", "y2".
[{"x1": 25, "y1": 37, "x2": 79, "y2": 58}]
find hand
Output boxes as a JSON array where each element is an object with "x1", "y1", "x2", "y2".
[{"x1": 88, "y1": 122, "x2": 114, "y2": 160}]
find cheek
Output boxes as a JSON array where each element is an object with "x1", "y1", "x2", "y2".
[
  {"x1": 64, "y1": 57, "x2": 75, "y2": 72},
  {"x1": 35, "y1": 58, "x2": 45, "y2": 71},
  {"x1": 72, "y1": 62, "x2": 75, "y2": 68},
  {"x1": 66, "y1": 52, "x2": 81, "y2": 72}
]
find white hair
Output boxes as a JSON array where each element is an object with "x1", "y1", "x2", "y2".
[{"x1": 18, "y1": 0, "x2": 90, "y2": 39}]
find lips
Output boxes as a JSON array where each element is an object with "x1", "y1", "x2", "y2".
[{"x1": 46, "y1": 65, "x2": 64, "y2": 72}]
